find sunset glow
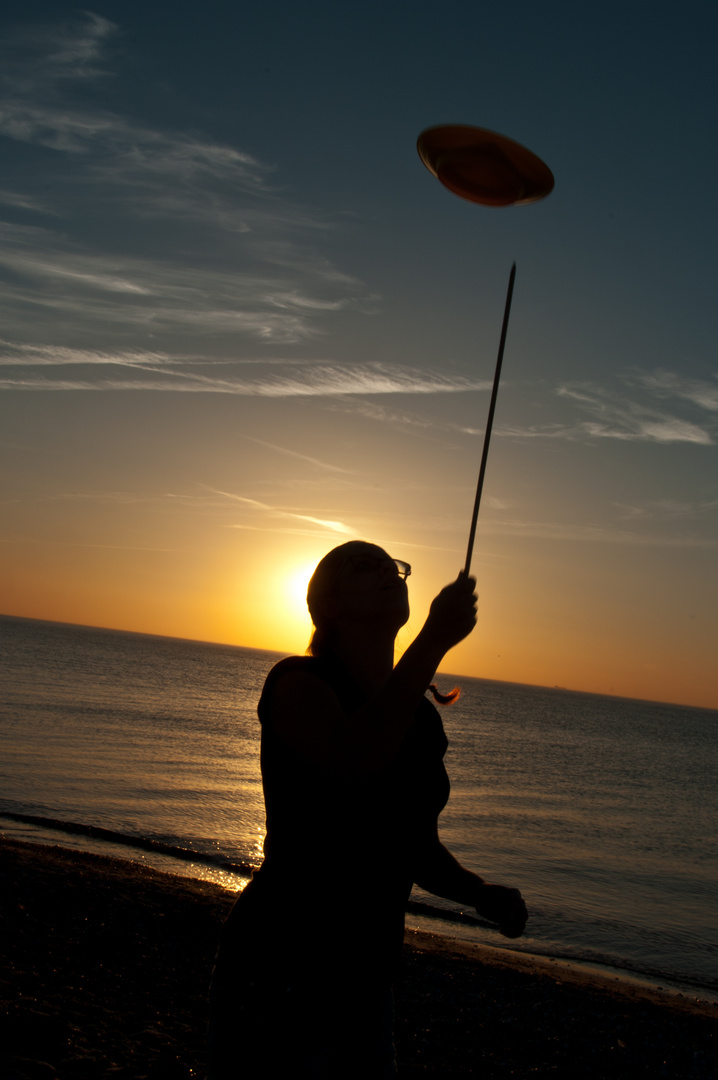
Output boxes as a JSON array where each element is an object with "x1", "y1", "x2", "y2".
[{"x1": 1, "y1": 4, "x2": 716, "y2": 709}]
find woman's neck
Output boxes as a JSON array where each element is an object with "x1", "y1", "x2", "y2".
[{"x1": 330, "y1": 624, "x2": 396, "y2": 695}]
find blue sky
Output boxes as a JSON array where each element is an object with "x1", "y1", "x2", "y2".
[{"x1": 1, "y1": 1, "x2": 716, "y2": 707}]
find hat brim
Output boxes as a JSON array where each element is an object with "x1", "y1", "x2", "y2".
[{"x1": 417, "y1": 125, "x2": 554, "y2": 207}]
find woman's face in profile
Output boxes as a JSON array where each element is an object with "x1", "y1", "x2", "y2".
[{"x1": 330, "y1": 544, "x2": 410, "y2": 629}]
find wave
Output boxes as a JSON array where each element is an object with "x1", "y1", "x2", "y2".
[
  {"x1": 0, "y1": 811, "x2": 255, "y2": 877},
  {"x1": 1, "y1": 811, "x2": 501, "y2": 925},
  {"x1": 1, "y1": 811, "x2": 496, "y2": 924}
]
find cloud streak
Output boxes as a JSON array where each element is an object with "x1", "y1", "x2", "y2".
[
  {"x1": 614, "y1": 497, "x2": 718, "y2": 522},
  {"x1": 0, "y1": 341, "x2": 487, "y2": 397},
  {"x1": 0, "y1": 218, "x2": 361, "y2": 346},
  {"x1": 626, "y1": 370, "x2": 718, "y2": 414},
  {"x1": 325, "y1": 397, "x2": 487, "y2": 443},
  {"x1": 1, "y1": 11, "x2": 116, "y2": 89},
  {"x1": 243, "y1": 436, "x2": 353, "y2": 474},
  {"x1": 480, "y1": 517, "x2": 717, "y2": 548},
  {"x1": 28, "y1": 485, "x2": 358, "y2": 539},
  {"x1": 0, "y1": 14, "x2": 372, "y2": 350},
  {"x1": 556, "y1": 385, "x2": 713, "y2": 445},
  {"x1": 497, "y1": 371, "x2": 717, "y2": 446},
  {"x1": 197, "y1": 487, "x2": 356, "y2": 535}
]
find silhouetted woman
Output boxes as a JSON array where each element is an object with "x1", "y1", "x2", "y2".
[{"x1": 209, "y1": 540, "x2": 527, "y2": 1078}]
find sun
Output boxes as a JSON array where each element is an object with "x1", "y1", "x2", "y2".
[
  {"x1": 284, "y1": 560, "x2": 316, "y2": 616},
  {"x1": 268, "y1": 559, "x2": 317, "y2": 649}
]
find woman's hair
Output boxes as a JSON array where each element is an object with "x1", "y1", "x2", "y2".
[
  {"x1": 428, "y1": 683, "x2": 461, "y2": 705},
  {"x1": 305, "y1": 541, "x2": 460, "y2": 706},
  {"x1": 306, "y1": 541, "x2": 368, "y2": 659}
]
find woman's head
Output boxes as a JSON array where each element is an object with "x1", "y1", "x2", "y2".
[{"x1": 306, "y1": 540, "x2": 411, "y2": 657}]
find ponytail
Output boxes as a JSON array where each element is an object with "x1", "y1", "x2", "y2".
[{"x1": 429, "y1": 683, "x2": 461, "y2": 706}]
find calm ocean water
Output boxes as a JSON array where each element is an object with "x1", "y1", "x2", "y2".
[{"x1": 1, "y1": 614, "x2": 716, "y2": 1001}]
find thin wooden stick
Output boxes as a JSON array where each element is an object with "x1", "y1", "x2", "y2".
[{"x1": 463, "y1": 263, "x2": 516, "y2": 575}]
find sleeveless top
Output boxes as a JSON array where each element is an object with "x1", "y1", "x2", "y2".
[{"x1": 220, "y1": 654, "x2": 450, "y2": 985}]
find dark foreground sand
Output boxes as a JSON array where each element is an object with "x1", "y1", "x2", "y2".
[{"x1": 1, "y1": 838, "x2": 716, "y2": 1079}]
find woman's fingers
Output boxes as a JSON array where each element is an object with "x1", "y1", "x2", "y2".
[
  {"x1": 426, "y1": 575, "x2": 478, "y2": 647},
  {"x1": 436, "y1": 576, "x2": 477, "y2": 616},
  {"x1": 475, "y1": 884, "x2": 528, "y2": 939}
]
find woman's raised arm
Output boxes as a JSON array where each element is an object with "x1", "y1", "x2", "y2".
[{"x1": 268, "y1": 573, "x2": 477, "y2": 774}]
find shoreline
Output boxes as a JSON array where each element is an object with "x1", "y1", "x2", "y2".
[
  {"x1": 403, "y1": 927, "x2": 718, "y2": 1019},
  {"x1": 4, "y1": 817, "x2": 716, "y2": 1008},
  {"x1": 2, "y1": 837, "x2": 717, "y2": 1078}
]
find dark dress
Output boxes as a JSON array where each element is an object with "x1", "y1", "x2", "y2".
[{"x1": 208, "y1": 655, "x2": 450, "y2": 1077}]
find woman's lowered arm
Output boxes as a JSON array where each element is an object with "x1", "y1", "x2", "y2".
[{"x1": 412, "y1": 823, "x2": 528, "y2": 939}]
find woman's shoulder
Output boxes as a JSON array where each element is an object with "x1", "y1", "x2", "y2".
[
  {"x1": 263, "y1": 654, "x2": 322, "y2": 682},
  {"x1": 257, "y1": 655, "x2": 340, "y2": 721},
  {"x1": 257, "y1": 656, "x2": 356, "y2": 768},
  {"x1": 260, "y1": 654, "x2": 331, "y2": 693}
]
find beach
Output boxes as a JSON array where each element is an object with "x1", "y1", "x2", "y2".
[{"x1": 2, "y1": 838, "x2": 716, "y2": 1079}]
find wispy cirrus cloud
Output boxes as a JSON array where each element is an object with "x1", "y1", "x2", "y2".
[
  {"x1": 0, "y1": 225, "x2": 353, "y2": 345},
  {"x1": 0, "y1": 14, "x2": 263, "y2": 192},
  {"x1": 189, "y1": 487, "x2": 357, "y2": 536},
  {"x1": 242, "y1": 437, "x2": 354, "y2": 474},
  {"x1": 0, "y1": 342, "x2": 169, "y2": 367},
  {"x1": 30, "y1": 484, "x2": 718, "y2": 549},
  {"x1": 0, "y1": 190, "x2": 61, "y2": 214},
  {"x1": 479, "y1": 516, "x2": 717, "y2": 547},
  {"x1": 0, "y1": 340, "x2": 487, "y2": 396},
  {"x1": 625, "y1": 369, "x2": 718, "y2": 413},
  {"x1": 556, "y1": 384, "x2": 712, "y2": 444},
  {"x1": 614, "y1": 497, "x2": 718, "y2": 522},
  {"x1": 30, "y1": 484, "x2": 358, "y2": 539},
  {"x1": 0, "y1": 13, "x2": 372, "y2": 352},
  {"x1": 325, "y1": 396, "x2": 486, "y2": 443},
  {"x1": 1, "y1": 11, "x2": 115, "y2": 90},
  {"x1": 321, "y1": 369, "x2": 718, "y2": 448},
  {"x1": 498, "y1": 370, "x2": 716, "y2": 446}
]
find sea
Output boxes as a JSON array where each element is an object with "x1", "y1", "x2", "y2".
[{"x1": 1, "y1": 613, "x2": 716, "y2": 1003}]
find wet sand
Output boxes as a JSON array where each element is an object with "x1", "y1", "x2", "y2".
[{"x1": 1, "y1": 837, "x2": 716, "y2": 1078}]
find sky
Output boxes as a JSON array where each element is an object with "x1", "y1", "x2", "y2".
[{"x1": 1, "y1": 1, "x2": 716, "y2": 709}]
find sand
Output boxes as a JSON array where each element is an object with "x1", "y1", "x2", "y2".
[{"x1": 1, "y1": 837, "x2": 716, "y2": 1078}]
